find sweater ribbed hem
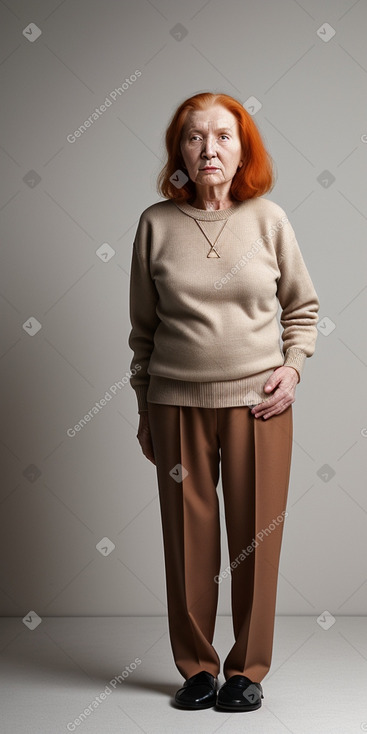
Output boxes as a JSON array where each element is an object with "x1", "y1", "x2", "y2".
[
  {"x1": 145, "y1": 369, "x2": 277, "y2": 410},
  {"x1": 134, "y1": 385, "x2": 150, "y2": 413},
  {"x1": 133, "y1": 350, "x2": 307, "y2": 412},
  {"x1": 283, "y1": 348, "x2": 307, "y2": 382}
]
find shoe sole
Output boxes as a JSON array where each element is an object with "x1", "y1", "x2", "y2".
[
  {"x1": 174, "y1": 699, "x2": 216, "y2": 710},
  {"x1": 216, "y1": 700, "x2": 262, "y2": 712}
]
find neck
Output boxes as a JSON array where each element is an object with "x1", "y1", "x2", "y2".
[{"x1": 191, "y1": 183, "x2": 234, "y2": 210}]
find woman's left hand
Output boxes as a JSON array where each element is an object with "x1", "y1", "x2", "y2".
[{"x1": 251, "y1": 366, "x2": 299, "y2": 420}]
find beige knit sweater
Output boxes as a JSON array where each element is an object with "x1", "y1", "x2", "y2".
[{"x1": 128, "y1": 197, "x2": 320, "y2": 414}]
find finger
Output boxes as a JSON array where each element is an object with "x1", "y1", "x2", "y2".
[
  {"x1": 253, "y1": 389, "x2": 295, "y2": 413},
  {"x1": 261, "y1": 396, "x2": 294, "y2": 418},
  {"x1": 251, "y1": 397, "x2": 279, "y2": 415},
  {"x1": 251, "y1": 394, "x2": 278, "y2": 409},
  {"x1": 253, "y1": 399, "x2": 289, "y2": 418},
  {"x1": 260, "y1": 403, "x2": 290, "y2": 420}
]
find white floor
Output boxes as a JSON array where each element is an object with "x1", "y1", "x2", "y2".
[{"x1": 0, "y1": 615, "x2": 366, "y2": 733}]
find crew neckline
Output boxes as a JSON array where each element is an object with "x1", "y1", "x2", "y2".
[{"x1": 174, "y1": 199, "x2": 245, "y2": 221}]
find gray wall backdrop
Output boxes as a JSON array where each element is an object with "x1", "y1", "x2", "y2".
[{"x1": 0, "y1": 0, "x2": 366, "y2": 618}]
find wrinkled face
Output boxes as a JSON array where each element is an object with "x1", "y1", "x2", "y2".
[{"x1": 180, "y1": 104, "x2": 243, "y2": 189}]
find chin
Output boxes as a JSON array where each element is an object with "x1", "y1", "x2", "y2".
[{"x1": 197, "y1": 172, "x2": 221, "y2": 179}]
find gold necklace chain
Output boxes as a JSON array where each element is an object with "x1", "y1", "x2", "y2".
[{"x1": 194, "y1": 219, "x2": 229, "y2": 258}]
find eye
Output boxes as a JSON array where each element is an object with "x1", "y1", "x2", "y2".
[
  {"x1": 189, "y1": 135, "x2": 202, "y2": 141},
  {"x1": 219, "y1": 134, "x2": 230, "y2": 140}
]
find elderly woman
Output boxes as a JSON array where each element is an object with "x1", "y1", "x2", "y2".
[{"x1": 128, "y1": 92, "x2": 319, "y2": 713}]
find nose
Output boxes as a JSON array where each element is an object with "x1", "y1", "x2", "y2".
[{"x1": 201, "y1": 134, "x2": 216, "y2": 159}]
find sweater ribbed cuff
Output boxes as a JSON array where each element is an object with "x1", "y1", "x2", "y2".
[
  {"x1": 134, "y1": 384, "x2": 149, "y2": 413},
  {"x1": 283, "y1": 348, "x2": 307, "y2": 382}
]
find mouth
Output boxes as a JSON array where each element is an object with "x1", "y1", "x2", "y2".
[{"x1": 200, "y1": 167, "x2": 220, "y2": 171}]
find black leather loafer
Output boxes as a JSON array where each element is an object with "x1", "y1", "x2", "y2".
[
  {"x1": 174, "y1": 670, "x2": 218, "y2": 709},
  {"x1": 216, "y1": 674, "x2": 264, "y2": 712}
]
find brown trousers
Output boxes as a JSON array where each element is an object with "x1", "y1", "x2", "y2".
[{"x1": 147, "y1": 402, "x2": 293, "y2": 683}]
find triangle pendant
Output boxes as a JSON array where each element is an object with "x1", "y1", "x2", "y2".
[{"x1": 207, "y1": 249, "x2": 220, "y2": 258}]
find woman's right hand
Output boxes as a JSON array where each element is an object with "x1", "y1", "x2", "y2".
[{"x1": 136, "y1": 411, "x2": 156, "y2": 465}]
